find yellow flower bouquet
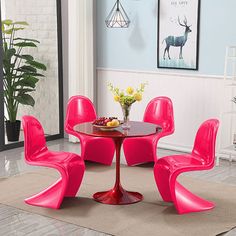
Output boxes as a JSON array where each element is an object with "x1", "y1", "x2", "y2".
[{"x1": 108, "y1": 82, "x2": 147, "y2": 129}]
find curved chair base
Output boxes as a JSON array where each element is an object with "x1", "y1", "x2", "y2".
[
  {"x1": 65, "y1": 161, "x2": 85, "y2": 197},
  {"x1": 174, "y1": 181, "x2": 215, "y2": 214},
  {"x1": 25, "y1": 158, "x2": 85, "y2": 209},
  {"x1": 25, "y1": 178, "x2": 65, "y2": 209},
  {"x1": 154, "y1": 162, "x2": 215, "y2": 214},
  {"x1": 154, "y1": 164, "x2": 173, "y2": 202}
]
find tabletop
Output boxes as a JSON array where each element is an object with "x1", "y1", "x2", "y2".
[{"x1": 74, "y1": 121, "x2": 161, "y2": 138}]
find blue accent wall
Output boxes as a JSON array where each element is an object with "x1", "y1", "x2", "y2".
[{"x1": 96, "y1": 0, "x2": 236, "y2": 75}]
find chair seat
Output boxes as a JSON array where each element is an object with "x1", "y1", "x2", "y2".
[
  {"x1": 158, "y1": 154, "x2": 205, "y2": 171},
  {"x1": 31, "y1": 150, "x2": 83, "y2": 166}
]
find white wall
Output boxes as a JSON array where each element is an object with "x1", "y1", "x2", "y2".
[
  {"x1": 4, "y1": 0, "x2": 59, "y2": 135},
  {"x1": 97, "y1": 68, "x2": 223, "y2": 152}
]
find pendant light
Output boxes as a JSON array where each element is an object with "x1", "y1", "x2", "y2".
[{"x1": 105, "y1": 0, "x2": 130, "y2": 28}]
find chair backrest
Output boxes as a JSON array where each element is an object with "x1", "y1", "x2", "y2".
[
  {"x1": 192, "y1": 119, "x2": 219, "y2": 166},
  {"x1": 65, "y1": 95, "x2": 97, "y2": 131},
  {"x1": 22, "y1": 116, "x2": 47, "y2": 162},
  {"x1": 143, "y1": 97, "x2": 174, "y2": 134}
]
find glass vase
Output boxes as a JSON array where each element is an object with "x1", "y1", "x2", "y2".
[{"x1": 121, "y1": 104, "x2": 131, "y2": 129}]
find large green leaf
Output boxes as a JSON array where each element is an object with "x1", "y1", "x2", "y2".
[
  {"x1": 3, "y1": 27, "x2": 25, "y2": 34},
  {"x1": 15, "y1": 88, "x2": 35, "y2": 93},
  {"x1": 17, "y1": 65, "x2": 37, "y2": 73},
  {"x1": 4, "y1": 48, "x2": 16, "y2": 60},
  {"x1": 26, "y1": 72, "x2": 45, "y2": 77},
  {"x1": 2, "y1": 58, "x2": 15, "y2": 75},
  {"x1": 26, "y1": 60, "x2": 47, "y2": 71},
  {"x1": 2, "y1": 20, "x2": 12, "y2": 35},
  {"x1": 14, "y1": 38, "x2": 40, "y2": 43},
  {"x1": 16, "y1": 72, "x2": 45, "y2": 78},
  {"x1": 13, "y1": 21, "x2": 29, "y2": 26},
  {"x1": 3, "y1": 74, "x2": 22, "y2": 79},
  {"x1": 14, "y1": 76, "x2": 39, "y2": 88},
  {"x1": 23, "y1": 75, "x2": 39, "y2": 83},
  {"x1": 12, "y1": 27, "x2": 25, "y2": 31},
  {"x1": 2, "y1": 19, "x2": 13, "y2": 26},
  {"x1": 14, "y1": 54, "x2": 34, "y2": 61},
  {"x1": 15, "y1": 94, "x2": 35, "y2": 106},
  {"x1": 2, "y1": 28, "x2": 13, "y2": 35},
  {"x1": 14, "y1": 42, "x2": 37, "y2": 48}
]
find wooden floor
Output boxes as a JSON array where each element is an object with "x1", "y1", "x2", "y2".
[{"x1": 0, "y1": 139, "x2": 235, "y2": 236}]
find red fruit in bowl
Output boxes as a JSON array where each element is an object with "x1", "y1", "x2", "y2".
[{"x1": 104, "y1": 118, "x2": 110, "y2": 124}]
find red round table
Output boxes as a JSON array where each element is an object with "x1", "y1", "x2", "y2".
[{"x1": 74, "y1": 121, "x2": 161, "y2": 205}]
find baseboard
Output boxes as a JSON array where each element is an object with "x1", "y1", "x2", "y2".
[
  {"x1": 158, "y1": 142, "x2": 192, "y2": 153},
  {"x1": 217, "y1": 153, "x2": 236, "y2": 162}
]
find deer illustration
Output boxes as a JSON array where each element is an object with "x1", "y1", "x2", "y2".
[{"x1": 163, "y1": 16, "x2": 192, "y2": 60}]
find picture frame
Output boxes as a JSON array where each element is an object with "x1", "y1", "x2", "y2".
[{"x1": 157, "y1": 0, "x2": 200, "y2": 70}]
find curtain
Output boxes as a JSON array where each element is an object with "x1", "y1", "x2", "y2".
[{"x1": 68, "y1": 0, "x2": 95, "y2": 142}]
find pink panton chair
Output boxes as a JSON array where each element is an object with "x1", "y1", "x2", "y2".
[
  {"x1": 123, "y1": 97, "x2": 174, "y2": 166},
  {"x1": 154, "y1": 119, "x2": 219, "y2": 214},
  {"x1": 22, "y1": 116, "x2": 85, "y2": 209},
  {"x1": 65, "y1": 96, "x2": 115, "y2": 165}
]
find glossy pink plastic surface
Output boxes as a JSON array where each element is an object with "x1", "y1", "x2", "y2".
[
  {"x1": 22, "y1": 116, "x2": 85, "y2": 209},
  {"x1": 154, "y1": 119, "x2": 219, "y2": 214},
  {"x1": 65, "y1": 96, "x2": 115, "y2": 165},
  {"x1": 123, "y1": 97, "x2": 174, "y2": 166}
]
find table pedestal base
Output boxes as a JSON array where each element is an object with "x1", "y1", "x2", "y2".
[{"x1": 93, "y1": 184, "x2": 143, "y2": 205}]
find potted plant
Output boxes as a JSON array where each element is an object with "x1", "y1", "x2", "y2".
[{"x1": 2, "y1": 19, "x2": 47, "y2": 141}]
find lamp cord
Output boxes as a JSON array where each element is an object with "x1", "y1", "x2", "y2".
[{"x1": 116, "y1": 0, "x2": 120, "y2": 11}]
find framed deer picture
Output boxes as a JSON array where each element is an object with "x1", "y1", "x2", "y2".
[{"x1": 157, "y1": 0, "x2": 200, "y2": 70}]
